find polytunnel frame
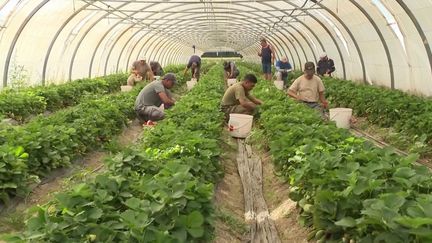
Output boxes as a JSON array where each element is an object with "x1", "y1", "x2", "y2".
[
  {"x1": 116, "y1": 5, "x2": 292, "y2": 70},
  {"x1": 88, "y1": 1, "x2": 164, "y2": 77},
  {"x1": 119, "y1": 2, "x2": 327, "y2": 72},
  {"x1": 80, "y1": 1, "x2": 329, "y2": 75},
  {"x1": 114, "y1": 4, "x2": 294, "y2": 71},
  {"x1": 2, "y1": 0, "x2": 431, "y2": 87},
  {"x1": 3, "y1": 0, "x2": 337, "y2": 84}
]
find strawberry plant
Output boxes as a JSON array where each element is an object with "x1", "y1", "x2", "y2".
[
  {"x1": 4, "y1": 65, "x2": 226, "y2": 242},
  {"x1": 237, "y1": 63, "x2": 432, "y2": 243},
  {"x1": 0, "y1": 74, "x2": 127, "y2": 123},
  {"x1": 324, "y1": 77, "x2": 432, "y2": 143}
]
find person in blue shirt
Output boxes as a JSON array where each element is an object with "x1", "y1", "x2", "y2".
[{"x1": 275, "y1": 57, "x2": 292, "y2": 87}]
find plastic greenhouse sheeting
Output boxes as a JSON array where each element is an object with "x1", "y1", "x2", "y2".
[{"x1": 0, "y1": 0, "x2": 431, "y2": 96}]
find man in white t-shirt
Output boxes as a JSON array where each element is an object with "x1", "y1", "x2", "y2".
[{"x1": 287, "y1": 62, "x2": 328, "y2": 110}]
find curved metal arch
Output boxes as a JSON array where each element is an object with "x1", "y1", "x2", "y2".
[
  {"x1": 291, "y1": 16, "x2": 326, "y2": 59},
  {"x1": 157, "y1": 38, "x2": 183, "y2": 66},
  {"x1": 69, "y1": 2, "x2": 130, "y2": 81},
  {"x1": 255, "y1": 0, "x2": 346, "y2": 79},
  {"x1": 156, "y1": 21, "x2": 293, "y2": 65},
  {"x1": 116, "y1": 2, "x2": 199, "y2": 72},
  {"x1": 274, "y1": 11, "x2": 344, "y2": 75},
  {"x1": 150, "y1": 38, "x2": 179, "y2": 65},
  {"x1": 88, "y1": 2, "x2": 162, "y2": 78},
  {"x1": 350, "y1": 0, "x2": 394, "y2": 88},
  {"x1": 89, "y1": 23, "x2": 127, "y2": 77},
  {"x1": 289, "y1": 11, "x2": 347, "y2": 79},
  {"x1": 230, "y1": 1, "x2": 342, "y2": 71},
  {"x1": 395, "y1": 0, "x2": 432, "y2": 75},
  {"x1": 3, "y1": 0, "x2": 50, "y2": 86},
  {"x1": 284, "y1": 30, "x2": 308, "y2": 68},
  {"x1": 115, "y1": 28, "x2": 151, "y2": 73},
  {"x1": 312, "y1": 2, "x2": 364, "y2": 81},
  {"x1": 156, "y1": 41, "x2": 182, "y2": 68},
  {"x1": 131, "y1": 9, "x2": 299, "y2": 65},
  {"x1": 135, "y1": 32, "x2": 166, "y2": 62},
  {"x1": 42, "y1": 3, "x2": 90, "y2": 84},
  {"x1": 147, "y1": 36, "x2": 167, "y2": 62},
  {"x1": 122, "y1": 3, "x2": 297, "y2": 54},
  {"x1": 288, "y1": 23, "x2": 318, "y2": 62},
  {"x1": 100, "y1": 1, "x2": 320, "y2": 75},
  {"x1": 162, "y1": 41, "x2": 183, "y2": 66},
  {"x1": 126, "y1": 12, "x2": 295, "y2": 70},
  {"x1": 141, "y1": 36, "x2": 179, "y2": 65}
]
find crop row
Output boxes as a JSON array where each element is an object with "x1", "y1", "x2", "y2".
[
  {"x1": 4, "y1": 65, "x2": 225, "y2": 242},
  {"x1": 0, "y1": 74, "x2": 128, "y2": 123},
  {"x1": 0, "y1": 84, "x2": 143, "y2": 205},
  {"x1": 239, "y1": 64, "x2": 432, "y2": 242},
  {"x1": 325, "y1": 77, "x2": 432, "y2": 143}
]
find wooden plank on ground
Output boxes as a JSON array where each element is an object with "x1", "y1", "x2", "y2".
[{"x1": 237, "y1": 139, "x2": 281, "y2": 243}]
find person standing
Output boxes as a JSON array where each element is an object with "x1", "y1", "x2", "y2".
[
  {"x1": 258, "y1": 38, "x2": 275, "y2": 81},
  {"x1": 223, "y1": 61, "x2": 240, "y2": 80},
  {"x1": 134, "y1": 73, "x2": 177, "y2": 122},
  {"x1": 221, "y1": 74, "x2": 263, "y2": 118},
  {"x1": 316, "y1": 53, "x2": 335, "y2": 77},
  {"x1": 287, "y1": 62, "x2": 328, "y2": 111},
  {"x1": 183, "y1": 55, "x2": 201, "y2": 81},
  {"x1": 275, "y1": 57, "x2": 293, "y2": 87}
]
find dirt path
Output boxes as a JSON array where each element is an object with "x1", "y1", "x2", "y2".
[
  {"x1": 261, "y1": 152, "x2": 310, "y2": 243},
  {"x1": 213, "y1": 132, "x2": 248, "y2": 243},
  {"x1": 0, "y1": 119, "x2": 143, "y2": 234},
  {"x1": 213, "y1": 130, "x2": 310, "y2": 243}
]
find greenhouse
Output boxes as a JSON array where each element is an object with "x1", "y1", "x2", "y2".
[{"x1": 0, "y1": 0, "x2": 432, "y2": 242}]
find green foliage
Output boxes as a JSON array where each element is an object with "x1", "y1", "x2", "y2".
[
  {"x1": 10, "y1": 65, "x2": 226, "y2": 242},
  {"x1": 0, "y1": 74, "x2": 127, "y2": 123},
  {"x1": 0, "y1": 81, "x2": 142, "y2": 204},
  {"x1": 238, "y1": 63, "x2": 432, "y2": 243},
  {"x1": 325, "y1": 77, "x2": 432, "y2": 143}
]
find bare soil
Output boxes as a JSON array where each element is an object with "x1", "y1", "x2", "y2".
[
  {"x1": 0, "y1": 120, "x2": 143, "y2": 234},
  {"x1": 213, "y1": 131, "x2": 310, "y2": 243},
  {"x1": 213, "y1": 133, "x2": 248, "y2": 243},
  {"x1": 261, "y1": 152, "x2": 310, "y2": 243}
]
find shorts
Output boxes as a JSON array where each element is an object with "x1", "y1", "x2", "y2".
[{"x1": 262, "y1": 63, "x2": 272, "y2": 74}]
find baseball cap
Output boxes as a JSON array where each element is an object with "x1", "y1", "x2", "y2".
[
  {"x1": 304, "y1": 62, "x2": 315, "y2": 75},
  {"x1": 163, "y1": 73, "x2": 177, "y2": 84}
]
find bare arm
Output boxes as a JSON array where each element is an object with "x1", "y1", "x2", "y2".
[
  {"x1": 247, "y1": 94, "x2": 263, "y2": 105},
  {"x1": 183, "y1": 67, "x2": 189, "y2": 77},
  {"x1": 239, "y1": 97, "x2": 257, "y2": 110},
  {"x1": 158, "y1": 92, "x2": 175, "y2": 105},
  {"x1": 270, "y1": 45, "x2": 276, "y2": 64},
  {"x1": 319, "y1": 91, "x2": 328, "y2": 108},
  {"x1": 287, "y1": 89, "x2": 300, "y2": 100}
]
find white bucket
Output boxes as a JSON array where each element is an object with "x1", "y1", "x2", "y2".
[
  {"x1": 227, "y1": 78, "x2": 237, "y2": 86},
  {"x1": 329, "y1": 108, "x2": 352, "y2": 129},
  {"x1": 186, "y1": 80, "x2": 197, "y2": 90},
  {"x1": 228, "y1": 113, "x2": 253, "y2": 138},
  {"x1": 191, "y1": 78, "x2": 197, "y2": 82},
  {"x1": 274, "y1": 81, "x2": 284, "y2": 90},
  {"x1": 121, "y1": 85, "x2": 133, "y2": 92}
]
